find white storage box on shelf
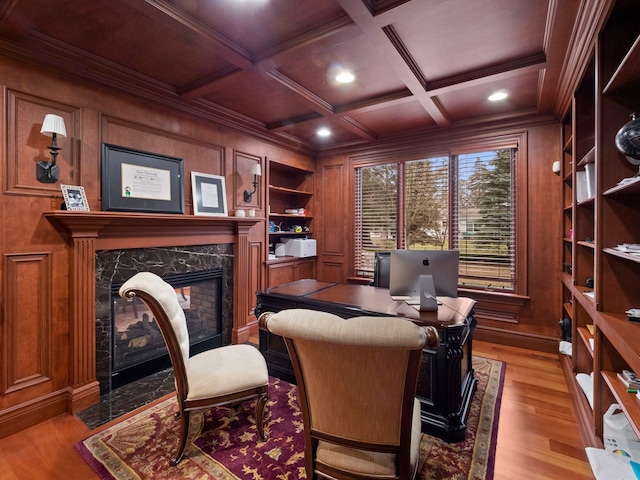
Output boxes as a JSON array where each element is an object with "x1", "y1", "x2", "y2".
[
  {"x1": 283, "y1": 238, "x2": 316, "y2": 258},
  {"x1": 603, "y1": 404, "x2": 640, "y2": 460},
  {"x1": 576, "y1": 170, "x2": 591, "y2": 203}
]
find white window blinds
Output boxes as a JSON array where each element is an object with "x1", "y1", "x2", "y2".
[
  {"x1": 354, "y1": 147, "x2": 516, "y2": 290},
  {"x1": 453, "y1": 149, "x2": 516, "y2": 290},
  {"x1": 355, "y1": 164, "x2": 398, "y2": 273}
]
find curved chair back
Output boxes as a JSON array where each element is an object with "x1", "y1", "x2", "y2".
[
  {"x1": 260, "y1": 308, "x2": 428, "y2": 479},
  {"x1": 119, "y1": 272, "x2": 191, "y2": 399},
  {"x1": 373, "y1": 251, "x2": 391, "y2": 288}
]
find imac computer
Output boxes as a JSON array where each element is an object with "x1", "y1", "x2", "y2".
[{"x1": 389, "y1": 250, "x2": 459, "y2": 307}]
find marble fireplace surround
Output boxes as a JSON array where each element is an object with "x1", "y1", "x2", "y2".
[
  {"x1": 96, "y1": 246, "x2": 232, "y2": 394},
  {"x1": 45, "y1": 211, "x2": 261, "y2": 413}
]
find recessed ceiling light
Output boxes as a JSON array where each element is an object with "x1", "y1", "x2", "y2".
[
  {"x1": 488, "y1": 92, "x2": 508, "y2": 101},
  {"x1": 335, "y1": 71, "x2": 355, "y2": 84},
  {"x1": 317, "y1": 127, "x2": 331, "y2": 137}
]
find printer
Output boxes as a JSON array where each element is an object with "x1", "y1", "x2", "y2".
[{"x1": 283, "y1": 238, "x2": 317, "y2": 258}]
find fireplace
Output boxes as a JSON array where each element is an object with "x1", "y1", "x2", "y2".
[{"x1": 95, "y1": 245, "x2": 234, "y2": 393}]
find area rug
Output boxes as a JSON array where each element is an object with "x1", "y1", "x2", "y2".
[{"x1": 76, "y1": 356, "x2": 504, "y2": 480}]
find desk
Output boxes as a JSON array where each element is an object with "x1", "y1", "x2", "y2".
[{"x1": 255, "y1": 279, "x2": 477, "y2": 442}]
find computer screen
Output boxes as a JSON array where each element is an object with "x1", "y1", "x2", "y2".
[{"x1": 389, "y1": 249, "x2": 459, "y2": 298}]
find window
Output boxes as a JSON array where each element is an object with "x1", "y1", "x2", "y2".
[{"x1": 355, "y1": 147, "x2": 517, "y2": 292}]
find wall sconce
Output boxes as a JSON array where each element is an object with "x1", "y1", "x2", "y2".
[
  {"x1": 38, "y1": 114, "x2": 67, "y2": 183},
  {"x1": 243, "y1": 163, "x2": 262, "y2": 202}
]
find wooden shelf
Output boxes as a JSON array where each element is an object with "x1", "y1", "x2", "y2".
[
  {"x1": 269, "y1": 231, "x2": 313, "y2": 236},
  {"x1": 602, "y1": 370, "x2": 640, "y2": 441},
  {"x1": 269, "y1": 185, "x2": 312, "y2": 196},
  {"x1": 576, "y1": 196, "x2": 595, "y2": 206},
  {"x1": 577, "y1": 146, "x2": 595, "y2": 167},
  {"x1": 603, "y1": 34, "x2": 640, "y2": 94},
  {"x1": 269, "y1": 213, "x2": 313, "y2": 219},
  {"x1": 603, "y1": 247, "x2": 640, "y2": 264},
  {"x1": 597, "y1": 312, "x2": 640, "y2": 375},
  {"x1": 577, "y1": 326, "x2": 594, "y2": 357},
  {"x1": 603, "y1": 175, "x2": 640, "y2": 196}
]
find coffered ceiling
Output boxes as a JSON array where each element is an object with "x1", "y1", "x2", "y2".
[{"x1": 0, "y1": 0, "x2": 586, "y2": 153}]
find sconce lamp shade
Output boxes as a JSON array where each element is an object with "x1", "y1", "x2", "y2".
[
  {"x1": 244, "y1": 163, "x2": 262, "y2": 202},
  {"x1": 40, "y1": 114, "x2": 67, "y2": 137},
  {"x1": 250, "y1": 163, "x2": 262, "y2": 177},
  {"x1": 37, "y1": 114, "x2": 67, "y2": 183}
]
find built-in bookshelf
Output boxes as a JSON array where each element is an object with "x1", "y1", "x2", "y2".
[
  {"x1": 265, "y1": 160, "x2": 316, "y2": 286},
  {"x1": 559, "y1": 0, "x2": 640, "y2": 458}
]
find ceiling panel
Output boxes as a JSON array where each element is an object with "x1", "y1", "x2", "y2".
[
  {"x1": 393, "y1": 0, "x2": 549, "y2": 81},
  {"x1": 169, "y1": 0, "x2": 346, "y2": 54},
  {"x1": 349, "y1": 99, "x2": 436, "y2": 136},
  {"x1": 201, "y1": 71, "x2": 316, "y2": 124},
  {"x1": 278, "y1": 33, "x2": 406, "y2": 106},
  {"x1": 438, "y1": 71, "x2": 541, "y2": 122}
]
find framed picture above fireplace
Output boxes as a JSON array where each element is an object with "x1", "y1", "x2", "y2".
[
  {"x1": 191, "y1": 171, "x2": 228, "y2": 216},
  {"x1": 101, "y1": 143, "x2": 185, "y2": 214}
]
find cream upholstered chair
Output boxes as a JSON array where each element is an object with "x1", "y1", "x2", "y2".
[
  {"x1": 259, "y1": 308, "x2": 438, "y2": 480},
  {"x1": 119, "y1": 272, "x2": 269, "y2": 466}
]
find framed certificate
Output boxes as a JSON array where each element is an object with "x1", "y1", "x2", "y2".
[{"x1": 101, "y1": 143, "x2": 184, "y2": 214}]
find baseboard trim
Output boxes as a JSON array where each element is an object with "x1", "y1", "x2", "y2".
[
  {"x1": 474, "y1": 325, "x2": 559, "y2": 353},
  {"x1": 0, "y1": 390, "x2": 68, "y2": 439},
  {"x1": 68, "y1": 381, "x2": 101, "y2": 414}
]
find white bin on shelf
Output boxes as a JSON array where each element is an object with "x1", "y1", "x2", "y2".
[{"x1": 604, "y1": 403, "x2": 640, "y2": 460}]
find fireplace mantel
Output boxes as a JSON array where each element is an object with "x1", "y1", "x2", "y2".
[
  {"x1": 45, "y1": 210, "x2": 262, "y2": 250},
  {"x1": 45, "y1": 210, "x2": 263, "y2": 413}
]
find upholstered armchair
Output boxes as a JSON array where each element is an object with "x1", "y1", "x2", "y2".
[
  {"x1": 259, "y1": 308, "x2": 438, "y2": 480},
  {"x1": 119, "y1": 272, "x2": 269, "y2": 466}
]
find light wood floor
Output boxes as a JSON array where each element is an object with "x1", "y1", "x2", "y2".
[{"x1": 0, "y1": 341, "x2": 593, "y2": 480}]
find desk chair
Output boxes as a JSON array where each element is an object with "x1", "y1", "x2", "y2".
[
  {"x1": 372, "y1": 251, "x2": 391, "y2": 288},
  {"x1": 119, "y1": 272, "x2": 269, "y2": 465},
  {"x1": 259, "y1": 308, "x2": 438, "y2": 480}
]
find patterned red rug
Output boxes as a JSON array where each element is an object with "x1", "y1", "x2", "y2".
[{"x1": 76, "y1": 356, "x2": 504, "y2": 480}]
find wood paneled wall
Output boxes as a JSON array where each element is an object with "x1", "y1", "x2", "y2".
[{"x1": 0, "y1": 54, "x2": 312, "y2": 437}]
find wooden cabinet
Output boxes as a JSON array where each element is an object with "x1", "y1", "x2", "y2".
[
  {"x1": 560, "y1": 0, "x2": 640, "y2": 455},
  {"x1": 266, "y1": 258, "x2": 316, "y2": 287}
]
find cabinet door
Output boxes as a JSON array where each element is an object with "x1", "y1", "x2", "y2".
[
  {"x1": 295, "y1": 258, "x2": 316, "y2": 280},
  {"x1": 267, "y1": 261, "x2": 296, "y2": 287}
]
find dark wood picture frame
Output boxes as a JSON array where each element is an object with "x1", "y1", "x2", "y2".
[{"x1": 101, "y1": 143, "x2": 184, "y2": 214}]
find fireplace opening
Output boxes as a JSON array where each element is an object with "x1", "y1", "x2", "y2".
[{"x1": 109, "y1": 269, "x2": 223, "y2": 389}]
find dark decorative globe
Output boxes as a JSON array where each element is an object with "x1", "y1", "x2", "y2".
[{"x1": 615, "y1": 113, "x2": 640, "y2": 175}]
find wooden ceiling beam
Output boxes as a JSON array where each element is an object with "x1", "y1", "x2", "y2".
[
  {"x1": 426, "y1": 53, "x2": 548, "y2": 95},
  {"x1": 336, "y1": 0, "x2": 451, "y2": 127}
]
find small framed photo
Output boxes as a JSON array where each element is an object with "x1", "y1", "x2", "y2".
[
  {"x1": 61, "y1": 184, "x2": 90, "y2": 211},
  {"x1": 191, "y1": 172, "x2": 228, "y2": 216}
]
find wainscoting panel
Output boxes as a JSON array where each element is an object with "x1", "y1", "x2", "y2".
[
  {"x1": 5, "y1": 90, "x2": 80, "y2": 195},
  {"x1": 2, "y1": 253, "x2": 53, "y2": 394}
]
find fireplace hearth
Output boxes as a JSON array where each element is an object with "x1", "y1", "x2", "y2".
[{"x1": 95, "y1": 245, "x2": 234, "y2": 393}]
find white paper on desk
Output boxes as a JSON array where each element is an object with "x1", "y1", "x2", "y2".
[
  {"x1": 586, "y1": 447, "x2": 640, "y2": 480},
  {"x1": 391, "y1": 295, "x2": 413, "y2": 301}
]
